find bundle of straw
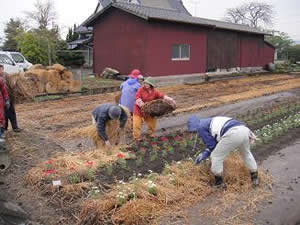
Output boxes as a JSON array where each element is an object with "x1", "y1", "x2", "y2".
[
  {"x1": 142, "y1": 99, "x2": 176, "y2": 117},
  {"x1": 47, "y1": 64, "x2": 66, "y2": 72},
  {"x1": 87, "y1": 106, "x2": 131, "y2": 149}
]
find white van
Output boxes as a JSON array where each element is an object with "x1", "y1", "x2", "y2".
[
  {"x1": 0, "y1": 52, "x2": 24, "y2": 74},
  {"x1": 4, "y1": 51, "x2": 32, "y2": 70}
]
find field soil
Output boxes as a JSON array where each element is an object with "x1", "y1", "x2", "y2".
[
  {"x1": 0, "y1": 74, "x2": 300, "y2": 225},
  {"x1": 158, "y1": 136, "x2": 300, "y2": 225}
]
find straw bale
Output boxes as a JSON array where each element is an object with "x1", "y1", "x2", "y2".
[
  {"x1": 142, "y1": 99, "x2": 176, "y2": 117},
  {"x1": 57, "y1": 80, "x2": 70, "y2": 92},
  {"x1": 47, "y1": 69, "x2": 62, "y2": 84},
  {"x1": 46, "y1": 82, "x2": 58, "y2": 94},
  {"x1": 30, "y1": 69, "x2": 49, "y2": 84},
  {"x1": 17, "y1": 74, "x2": 39, "y2": 98},
  {"x1": 61, "y1": 70, "x2": 74, "y2": 81},
  {"x1": 69, "y1": 80, "x2": 81, "y2": 92},
  {"x1": 47, "y1": 64, "x2": 66, "y2": 72},
  {"x1": 36, "y1": 82, "x2": 46, "y2": 93},
  {"x1": 5, "y1": 74, "x2": 18, "y2": 89},
  {"x1": 29, "y1": 64, "x2": 44, "y2": 70},
  {"x1": 24, "y1": 70, "x2": 39, "y2": 79}
]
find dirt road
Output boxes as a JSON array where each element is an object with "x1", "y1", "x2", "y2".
[{"x1": 255, "y1": 139, "x2": 300, "y2": 225}]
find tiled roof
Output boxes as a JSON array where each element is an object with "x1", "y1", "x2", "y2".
[
  {"x1": 97, "y1": 0, "x2": 190, "y2": 14},
  {"x1": 75, "y1": 26, "x2": 93, "y2": 34},
  {"x1": 83, "y1": 2, "x2": 266, "y2": 35},
  {"x1": 83, "y1": 2, "x2": 212, "y2": 27}
]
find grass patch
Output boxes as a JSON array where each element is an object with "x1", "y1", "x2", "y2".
[
  {"x1": 34, "y1": 95, "x2": 63, "y2": 102},
  {"x1": 82, "y1": 76, "x2": 121, "y2": 90}
]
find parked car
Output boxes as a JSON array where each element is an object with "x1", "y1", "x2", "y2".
[
  {"x1": 0, "y1": 52, "x2": 24, "y2": 74},
  {"x1": 3, "y1": 51, "x2": 32, "y2": 70}
]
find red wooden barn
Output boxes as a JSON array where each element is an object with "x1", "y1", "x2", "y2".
[{"x1": 82, "y1": 0, "x2": 275, "y2": 76}]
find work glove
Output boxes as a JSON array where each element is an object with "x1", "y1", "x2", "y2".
[
  {"x1": 5, "y1": 99, "x2": 10, "y2": 109},
  {"x1": 136, "y1": 98, "x2": 145, "y2": 107},
  {"x1": 105, "y1": 140, "x2": 112, "y2": 149},
  {"x1": 164, "y1": 96, "x2": 176, "y2": 105},
  {"x1": 194, "y1": 148, "x2": 211, "y2": 165}
]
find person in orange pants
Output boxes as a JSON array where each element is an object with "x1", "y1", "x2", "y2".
[{"x1": 133, "y1": 77, "x2": 175, "y2": 140}]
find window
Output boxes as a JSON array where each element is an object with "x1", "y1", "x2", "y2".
[
  {"x1": 172, "y1": 44, "x2": 190, "y2": 60},
  {"x1": 11, "y1": 53, "x2": 25, "y2": 63},
  {"x1": 0, "y1": 54, "x2": 14, "y2": 65}
]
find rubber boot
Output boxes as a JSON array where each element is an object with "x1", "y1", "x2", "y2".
[
  {"x1": 214, "y1": 175, "x2": 225, "y2": 188},
  {"x1": 251, "y1": 171, "x2": 259, "y2": 187}
]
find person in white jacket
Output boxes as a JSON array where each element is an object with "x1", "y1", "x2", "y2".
[{"x1": 187, "y1": 115, "x2": 259, "y2": 187}]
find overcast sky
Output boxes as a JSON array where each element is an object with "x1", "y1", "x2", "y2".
[{"x1": 0, "y1": 0, "x2": 299, "y2": 42}]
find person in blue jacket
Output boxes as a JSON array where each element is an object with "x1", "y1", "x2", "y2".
[
  {"x1": 187, "y1": 115, "x2": 259, "y2": 187},
  {"x1": 120, "y1": 69, "x2": 144, "y2": 114},
  {"x1": 92, "y1": 103, "x2": 128, "y2": 149}
]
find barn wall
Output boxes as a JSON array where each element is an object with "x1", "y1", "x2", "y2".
[
  {"x1": 93, "y1": 8, "x2": 148, "y2": 75},
  {"x1": 207, "y1": 29, "x2": 240, "y2": 71},
  {"x1": 262, "y1": 42, "x2": 275, "y2": 66},
  {"x1": 239, "y1": 33, "x2": 265, "y2": 67},
  {"x1": 144, "y1": 20, "x2": 208, "y2": 76},
  {"x1": 91, "y1": 7, "x2": 274, "y2": 76}
]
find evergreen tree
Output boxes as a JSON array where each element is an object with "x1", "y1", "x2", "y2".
[{"x1": 3, "y1": 18, "x2": 25, "y2": 51}]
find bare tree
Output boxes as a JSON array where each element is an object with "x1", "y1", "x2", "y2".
[
  {"x1": 25, "y1": 0, "x2": 57, "y2": 30},
  {"x1": 224, "y1": 1, "x2": 274, "y2": 28}
]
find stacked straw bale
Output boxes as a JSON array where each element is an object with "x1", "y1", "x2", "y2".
[
  {"x1": 6, "y1": 64, "x2": 81, "y2": 103},
  {"x1": 142, "y1": 99, "x2": 176, "y2": 117}
]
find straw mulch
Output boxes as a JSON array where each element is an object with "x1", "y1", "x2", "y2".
[
  {"x1": 24, "y1": 148, "x2": 134, "y2": 188},
  {"x1": 78, "y1": 152, "x2": 272, "y2": 225},
  {"x1": 142, "y1": 99, "x2": 176, "y2": 117},
  {"x1": 58, "y1": 106, "x2": 132, "y2": 147},
  {"x1": 6, "y1": 64, "x2": 80, "y2": 103}
]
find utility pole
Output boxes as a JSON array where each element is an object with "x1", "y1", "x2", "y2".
[{"x1": 47, "y1": 40, "x2": 52, "y2": 66}]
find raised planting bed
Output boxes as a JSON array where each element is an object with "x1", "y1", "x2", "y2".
[
  {"x1": 76, "y1": 100, "x2": 300, "y2": 225},
  {"x1": 93, "y1": 99, "x2": 300, "y2": 187},
  {"x1": 24, "y1": 97, "x2": 300, "y2": 225},
  {"x1": 96, "y1": 131, "x2": 203, "y2": 185}
]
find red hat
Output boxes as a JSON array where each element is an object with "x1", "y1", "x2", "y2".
[{"x1": 129, "y1": 69, "x2": 141, "y2": 79}]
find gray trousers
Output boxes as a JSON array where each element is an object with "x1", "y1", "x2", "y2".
[{"x1": 210, "y1": 126, "x2": 257, "y2": 176}]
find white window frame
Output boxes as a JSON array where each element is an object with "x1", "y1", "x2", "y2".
[{"x1": 171, "y1": 44, "x2": 190, "y2": 61}]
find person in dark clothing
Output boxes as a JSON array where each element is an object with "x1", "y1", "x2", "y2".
[
  {"x1": 91, "y1": 103, "x2": 128, "y2": 149},
  {"x1": 0, "y1": 65, "x2": 21, "y2": 132}
]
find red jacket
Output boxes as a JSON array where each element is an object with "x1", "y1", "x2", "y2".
[
  {"x1": 133, "y1": 86, "x2": 164, "y2": 117},
  {"x1": 0, "y1": 77, "x2": 9, "y2": 127}
]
